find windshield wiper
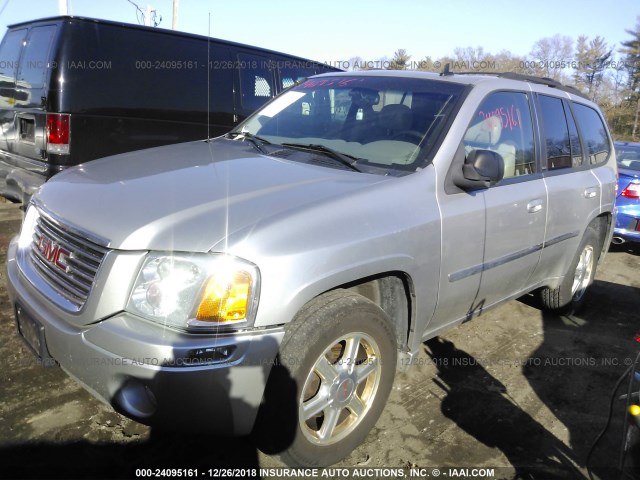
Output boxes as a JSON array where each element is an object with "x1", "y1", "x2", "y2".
[
  {"x1": 226, "y1": 131, "x2": 272, "y2": 153},
  {"x1": 281, "y1": 143, "x2": 362, "y2": 172}
]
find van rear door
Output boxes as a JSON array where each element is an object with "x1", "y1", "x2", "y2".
[
  {"x1": 0, "y1": 24, "x2": 57, "y2": 194},
  {"x1": 0, "y1": 29, "x2": 27, "y2": 155},
  {"x1": 14, "y1": 25, "x2": 57, "y2": 161}
]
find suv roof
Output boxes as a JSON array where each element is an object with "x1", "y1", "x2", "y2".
[
  {"x1": 312, "y1": 68, "x2": 590, "y2": 101},
  {"x1": 440, "y1": 66, "x2": 588, "y2": 99}
]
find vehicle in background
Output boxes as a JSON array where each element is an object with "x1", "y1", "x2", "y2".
[
  {"x1": 612, "y1": 142, "x2": 640, "y2": 245},
  {"x1": 0, "y1": 16, "x2": 339, "y2": 202}
]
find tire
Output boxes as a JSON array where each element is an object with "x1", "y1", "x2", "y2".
[
  {"x1": 539, "y1": 225, "x2": 600, "y2": 314},
  {"x1": 253, "y1": 289, "x2": 397, "y2": 467},
  {"x1": 623, "y1": 421, "x2": 640, "y2": 473}
]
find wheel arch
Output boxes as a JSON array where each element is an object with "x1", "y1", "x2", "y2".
[
  {"x1": 588, "y1": 211, "x2": 613, "y2": 264},
  {"x1": 331, "y1": 271, "x2": 415, "y2": 353}
]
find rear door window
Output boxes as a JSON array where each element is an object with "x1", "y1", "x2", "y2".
[
  {"x1": 563, "y1": 100, "x2": 584, "y2": 167},
  {"x1": 572, "y1": 103, "x2": 610, "y2": 165},
  {"x1": 538, "y1": 95, "x2": 573, "y2": 170},
  {"x1": 17, "y1": 25, "x2": 56, "y2": 89}
]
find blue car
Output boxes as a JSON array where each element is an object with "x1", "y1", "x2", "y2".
[{"x1": 613, "y1": 142, "x2": 640, "y2": 244}]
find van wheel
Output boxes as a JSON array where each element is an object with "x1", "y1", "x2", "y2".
[
  {"x1": 539, "y1": 226, "x2": 599, "y2": 314},
  {"x1": 254, "y1": 289, "x2": 397, "y2": 467}
]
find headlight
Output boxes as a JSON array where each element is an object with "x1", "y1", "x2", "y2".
[
  {"x1": 18, "y1": 205, "x2": 39, "y2": 249},
  {"x1": 126, "y1": 252, "x2": 260, "y2": 332}
]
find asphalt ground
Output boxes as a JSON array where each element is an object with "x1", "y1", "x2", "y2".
[{"x1": 0, "y1": 200, "x2": 638, "y2": 480}]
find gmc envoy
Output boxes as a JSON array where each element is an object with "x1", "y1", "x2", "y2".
[{"x1": 7, "y1": 70, "x2": 617, "y2": 466}]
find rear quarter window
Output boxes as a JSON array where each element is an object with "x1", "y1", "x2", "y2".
[
  {"x1": 572, "y1": 103, "x2": 611, "y2": 165},
  {"x1": 238, "y1": 53, "x2": 274, "y2": 111}
]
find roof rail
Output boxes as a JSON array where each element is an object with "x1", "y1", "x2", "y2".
[{"x1": 438, "y1": 63, "x2": 589, "y2": 100}]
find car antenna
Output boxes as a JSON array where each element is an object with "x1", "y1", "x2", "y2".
[
  {"x1": 440, "y1": 63, "x2": 452, "y2": 77},
  {"x1": 207, "y1": 12, "x2": 211, "y2": 142}
]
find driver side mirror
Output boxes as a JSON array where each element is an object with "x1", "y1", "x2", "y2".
[{"x1": 453, "y1": 149, "x2": 504, "y2": 190}]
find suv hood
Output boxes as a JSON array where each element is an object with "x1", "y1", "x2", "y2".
[{"x1": 35, "y1": 138, "x2": 389, "y2": 252}]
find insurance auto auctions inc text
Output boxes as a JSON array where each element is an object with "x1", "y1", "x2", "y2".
[{"x1": 257, "y1": 467, "x2": 496, "y2": 479}]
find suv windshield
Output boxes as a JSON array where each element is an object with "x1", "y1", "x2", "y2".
[{"x1": 233, "y1": 75, "x2": 465, "y2": 172}]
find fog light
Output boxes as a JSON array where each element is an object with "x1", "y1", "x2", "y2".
[
  {"x1": 115, "y1": 379, "x2": 157, "y2": 419},
  {"x1": 183, "y1": 345, "x2": 236, "y2": 366}
]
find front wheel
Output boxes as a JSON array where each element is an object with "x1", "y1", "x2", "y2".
[
  {"x1": 539, "y1": 225, "x2": 600, "y2": 314},
  {"x1": 254, "y1": 289, "x2": 397, "y2": 467}
]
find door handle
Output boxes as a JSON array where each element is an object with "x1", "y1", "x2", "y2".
[
  {"x1": 584, "y1": 187, "x2": 598, "y2": 199},
  {"x1": 527, "y1": 199, "x2": 543, "y2": 213}
]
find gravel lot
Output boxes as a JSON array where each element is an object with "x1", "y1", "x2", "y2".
[{"x1": 0, "y1": 200, "x2": 638, "y2": 480}]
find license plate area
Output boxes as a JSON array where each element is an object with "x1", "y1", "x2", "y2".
[
  {"x1": 15, "y1": 304, "x2": 57, "y2": 367},
  {"x1": 18, "y1": 116, "x2": 35, "y2": 143}
]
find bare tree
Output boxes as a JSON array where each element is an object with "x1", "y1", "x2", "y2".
[
  {"x1": 452, "y1": 46, "x2": 486, "y2": 70},
  {"x1": 348, "y1": 23, "x2": 640, "y2": 140},
  {"x1": 528, "y1": 34, "x2": 573, "y2": 81}
]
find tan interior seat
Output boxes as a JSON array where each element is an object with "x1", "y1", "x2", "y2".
[{"x1": 464, "y1": 116, "x2": 515, "y2": 178}]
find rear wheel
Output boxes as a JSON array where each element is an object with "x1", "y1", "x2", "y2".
[
  {"x1": 539, "y1": 226, "x2": 600, "y2": 314},
  {"x1": 254, "y1": 289, "x2": 397, "y2": 467}
]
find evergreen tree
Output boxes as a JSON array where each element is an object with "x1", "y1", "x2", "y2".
[
  {"x1": 620, "y1": 17, "x2": 640, "y2": 138},
  {"x1": 388, "y1": 49, "x2": 411, "y2": 70},
  {"x1": 573, "y1": 35, "x2": 613, "y2": 101}
]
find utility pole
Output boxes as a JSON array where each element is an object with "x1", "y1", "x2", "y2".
[
  {"x1": 144, "y1": 5, "x2": 153, "y2": 26},
  {"x1": 172, "y1": 0, "x2": 179, "y2": 30},
  {"x1": 58, "y1": 0, "x2": 68, "y2": 15}
]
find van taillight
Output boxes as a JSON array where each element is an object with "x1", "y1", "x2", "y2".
[{"x1": 46, "y1": 114, "x2": 70, "y2": 154}]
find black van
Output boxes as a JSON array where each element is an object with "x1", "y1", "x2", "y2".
[{"x1": 0, "y1": 16, "x2": 339, "y2": 201}]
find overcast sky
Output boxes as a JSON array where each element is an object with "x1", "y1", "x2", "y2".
[{"x1": 1, "y1": 0, "x2": 638, "y2": 65}]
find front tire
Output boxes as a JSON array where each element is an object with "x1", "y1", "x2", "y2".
[
  {"x1": 539, "y1": 225, "x2": 600, "y2": 314},
  {"x1": 255, "y1": 289, "x2": 397, "y2": 467}
]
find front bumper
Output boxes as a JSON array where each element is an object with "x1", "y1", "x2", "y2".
[{"x1": 6, "y1": 237, "x2": 284, "y2": 435}]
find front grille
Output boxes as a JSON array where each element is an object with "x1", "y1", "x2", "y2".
[{"x1": 29, "y1": 211, "x2": 108, "y2": 309}]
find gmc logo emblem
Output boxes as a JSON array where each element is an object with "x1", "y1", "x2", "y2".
[{"x1": 36, "y1": 235, "x2": 71, "y2": 272}]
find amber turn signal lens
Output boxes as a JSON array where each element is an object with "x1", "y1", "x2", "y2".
[{"x1": 195, "y1": 271, "x2": 252, "y2": 322}]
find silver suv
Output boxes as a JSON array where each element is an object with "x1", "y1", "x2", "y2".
[{"x1": 7, "y1": 70, "x2": 617, "y2": 467}]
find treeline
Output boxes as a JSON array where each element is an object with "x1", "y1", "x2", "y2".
[{"x1": 345, "y1": 18, "x2": 640, "y2": 142}]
